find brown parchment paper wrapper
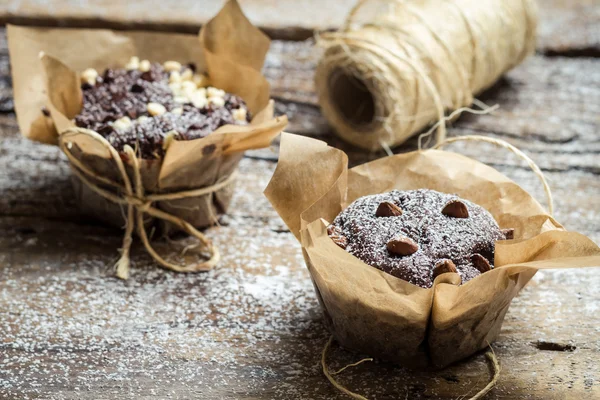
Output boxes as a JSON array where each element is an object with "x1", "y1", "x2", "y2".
[
  {"x1": 265, "y1": 133, "x2": 600, "y2": 369},
  {"x1": 7, "y1": 0, "x2": 287, "y2": 230}
]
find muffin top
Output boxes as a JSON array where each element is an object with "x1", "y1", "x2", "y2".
[
  {"x1": 74, "y1": 57, "x2": 250, "y2": 159},
  {"x1": 328, "y1": 189, "x2": 513, "y2": 288}
]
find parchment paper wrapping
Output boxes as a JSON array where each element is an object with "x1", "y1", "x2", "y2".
[
  {"x1": 265, "y1": 133, "x2": 600, "y2": 369},
  {"x1": 7, "y1": 0, "x2": 287, "y2": 230}
]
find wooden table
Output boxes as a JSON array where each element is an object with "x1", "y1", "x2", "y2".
[{"x1": 0, "y1": 1, "x2": 599, "y2": 398}]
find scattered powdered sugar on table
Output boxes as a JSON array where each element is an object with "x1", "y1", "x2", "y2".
[
  {"x1": 0, "y1": 158, "x2": 330, "y2": 399},
  {"x1": 1, "y1": 156, "x2": 599, "y2": 399}
]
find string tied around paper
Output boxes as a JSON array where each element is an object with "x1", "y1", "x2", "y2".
[
  {"x1": 321, "y1": 335, "x2": 500, "y2": 400},
  {"x1": 59, "y1": 127, "x2": 233, "y2": 279},
  {"x1": 315, "y1": 0, "x2": 537, "y2": 150},
  {"x1": 431, "y1": 134, "x2": 554, "y2": 216}
]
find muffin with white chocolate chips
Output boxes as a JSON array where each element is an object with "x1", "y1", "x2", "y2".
[
  {"x1": 327, "y1": 189, "x2": 514, "y2": 288},
  {"x1": 75, "y1": 57, "x2": 251, "y2": 158}
]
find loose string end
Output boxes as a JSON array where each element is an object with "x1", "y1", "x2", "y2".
[
  {"x1": 321, "y1": 335, "x2": 369, "y2": 400},
  {"x1": 467, "y1": 344, "x2": 501, "y2": 400},
  {"x1": 433, "y1": 135, "x2": 553, "y2": 216},
  {"x1": 115, "y1": 255, "x2": 130, "y2": 280},
  {"x1": 418, "y1": 103, "x2": 500, "y2": 150}
]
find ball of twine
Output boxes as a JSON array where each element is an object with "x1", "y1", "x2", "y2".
[{"x1": 315, "y1": 0, "x2": 538, "y2": 150}]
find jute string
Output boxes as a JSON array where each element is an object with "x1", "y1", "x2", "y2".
[
  {"x1": 59, "y1": 127, "x2": 233, "y2": 279},
  {"x1": 432, "y1": 134, "x2": 554, "y2": 216},
  {"x1": 322, "y1": 336, "x2": 500, "y2": 400},
  {"x1": 315, "y1": 0, "x2": 537, "y2": 150}
]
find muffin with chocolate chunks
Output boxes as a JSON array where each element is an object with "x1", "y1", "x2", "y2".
[
  {"x1": 75, "y1": 57, "x2": 251, "y2": 159},
  {"x1": 327, "y1": 189, "x2": 514, "y2": 288}
]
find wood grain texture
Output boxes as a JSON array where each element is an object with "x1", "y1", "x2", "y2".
[
  {"x1": 0, "y1": 16, "x2": 600, "y2": 400},
  {"x1": 539, "y1": 0, "x2": 600, "y2": 56},
  {"x1": 0, "y1": 0, "x2": 599, "y2": 53}
]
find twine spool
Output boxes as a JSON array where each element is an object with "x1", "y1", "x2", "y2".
[{"x1": 315, "y1": 0, "x2": 538, "y2": 150}]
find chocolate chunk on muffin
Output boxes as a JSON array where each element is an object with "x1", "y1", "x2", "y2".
[
  {"x1": 74, "y1": 57, "x2": 251, "y2": 159},
  {"x1": 327, "y1": 189, "x2": 514, "y2": 288}
]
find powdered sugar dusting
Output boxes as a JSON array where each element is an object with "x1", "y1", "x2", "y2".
[{"x1": 331, "y1": 189, "x2": 506, "y2": 288}]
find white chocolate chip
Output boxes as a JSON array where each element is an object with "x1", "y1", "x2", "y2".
[
  {"x1": 137, "y1": 116, "x2": 150, "y2": 123},
  {"x1": 232, "y1": 108, "x2": 248, "y2": 122},
  {"x1": 168, "y1": 82, "x2": 183, "y2": 97},
  {"x1": 207, "y1": 87, "x2": 226, "y2": 98},
  {"x1": 180, "y1": 81, "x2": 196, "y2": 97},
  {"x1": 192, "y1": 74, "x2": 210, "y2": 88},
  {"x1": 147, "y1": 102, "x2": 167, "y2": 116},
  {"x1": 191, "y1": 94, "x2": 208, "y2": 108},
  {"x1": 174, "y1": 96, "x2": 189, "y2": 104},
  {"x1": 125, "y1": 56, "x2": 140, "y2": 70},
  {"x1": 171, "y1": 107, "x2": 183, "y2": 115},
  {"x1": 181, "y1": 69, "x2": 193, "y2": 81},
  {"x1": 169, "y1": 71, "x2": 182, "y2": 83},
  {"x1": 181, "y1": 81, "x2": 196, "y2": 91},
  {"x1": 208, "y1": 96, "x2": 225, "y2": 107},
  {"x1": 139, "y1": 60, "x2": 151, "y2": 72},
  {"x1": 81, "y1": 68, "x2": 98, "y2": 86},
  {"x1": 112, "y1": 116, "x2": 132, "y2": 131},
  {"x1": 193, "y1": 98, "x2": 208, "y2": 108},
  {"x1": 163, "y1": 61, "x2": 182, "y2": 72}
]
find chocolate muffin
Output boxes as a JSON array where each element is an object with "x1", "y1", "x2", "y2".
[
  {"x1": 327, "y1": 189, "x2": 514, "y2": 288},
  {"x1": 74, "y1": 57, "x2": 251, "y2": 159}
]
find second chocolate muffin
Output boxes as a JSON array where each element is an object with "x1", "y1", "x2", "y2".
[
  {"x1": 74, "y1": 57, "x2": 251, "y2": 159},
  {"x1": 328, "y1": 189, "x2": 514, "y2": 288}
]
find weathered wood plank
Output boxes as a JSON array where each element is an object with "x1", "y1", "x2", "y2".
[
  {"x1": 0, "y1": 13, "x2": 599, "y2": 400},
  {"x1": 0, "y1": 0, "x2": 352, "y2": 40},
  {"x1": 539, "y1": 0, "x2": 600, "y2": 56},
  {"x1": 4, "y1": 30, "x2": 599, "y2": 173},
  {"x1": 0, "y1": 0, "x2": 598, "y2": 53},
  {"x1": 264, "y1": 41, "x2": 600, "y2": 176},
  {"x1": 1, "y1": 197, "x2": 599, "y2": 399}
]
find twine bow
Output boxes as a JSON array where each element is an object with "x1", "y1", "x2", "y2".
[{"x1": 59, "y1": 127, "x2": 235, "y2": 279}]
